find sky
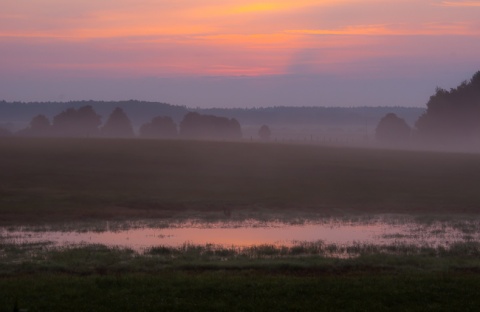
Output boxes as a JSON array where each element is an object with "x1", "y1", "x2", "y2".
[{"x1": 1, "y1": 0, "x2": 480, "y2": 108}]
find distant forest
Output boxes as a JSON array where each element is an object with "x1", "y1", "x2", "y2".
[
  {"x1": 0, "y1": 100, "x2": 423, "y2": 132},
  {"x1": 2, "y1": 70, "x2": 479, "y2": 148}
]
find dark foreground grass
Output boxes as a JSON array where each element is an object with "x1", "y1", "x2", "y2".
[
  {"x1": 2, "y1": 272, "x2": 480, "y2": 311},
  {"x1": 2, "y1": 242, "x2": 480, "y2": 311},
  {"x1": 2, "y1": 137, "x2": 480, "y2": 224}
]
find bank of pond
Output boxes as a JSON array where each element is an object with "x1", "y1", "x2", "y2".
[{"x1": 2, "y1": 215, "x2": 480, "y2": 311}]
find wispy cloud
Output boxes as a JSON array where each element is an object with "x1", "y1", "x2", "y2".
[
  {"x1": 286, "y1": 22, "x2": 480, "y2": 36},
  {"x1": 1, "y1": 0, "x2": 480, "y2": 79},
  {"x1": 439, "y1": 1, "x2": 480, "y2": 7}
]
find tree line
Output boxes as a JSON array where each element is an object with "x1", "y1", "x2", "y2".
[
  {"x1": 2, "y1": 70, "x2": 478, "y2": 147},
  {"x1": 0, "y1": 100, "x2": 424, "y2": 129},
  {"x1": 0, "y1": 107, "x2": 245, "y2": 140},
  {"x1": 375, "y1": 70, "x2": 480, "y2": 147}
]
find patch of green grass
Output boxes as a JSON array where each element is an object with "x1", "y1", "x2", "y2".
[
  {"x1": 2, "y1": 271, "x2": 480, "y2": 311},
  {"x1": 1, "y1": 241, "x2": 480, "y2": 311}
]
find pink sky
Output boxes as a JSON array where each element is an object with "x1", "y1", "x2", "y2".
[{"x1": 1, "y1": 0, "x2": 479, "y2": 107}]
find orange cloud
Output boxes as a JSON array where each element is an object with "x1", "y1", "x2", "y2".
[
  {"x1": 2, "y1": 0, "x2": 479, "y2": 78},
  {"x1": 187, "y1": 0, "x2": 340, "y2": 17},
  {"x1": 286, "y1": 23, "x2": 480, "y2": 36},
  {"x1": 0, "y1": 25, "x2": 215, "y2": 41},
  {"x1": 215, "y1": 3, "x2": 290, "y2": 14},
  {"x1": 193, "y1": 33, "x2": 297, "y2": 48},
  {"x1": 439, "y1": 1, "x2": 480, "y2": 7}
]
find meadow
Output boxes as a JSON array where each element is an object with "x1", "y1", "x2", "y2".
[
  {"x1": 1, "y1": 137, "x2": 480, "y2": 224},
  {"x1": 2, "y1": 241, "x2": 480, "y2": 311},
  {"x1": 2, "y1": 137, "x2": 480, "y2": 311}
]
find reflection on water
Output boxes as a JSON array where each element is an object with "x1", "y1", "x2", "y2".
[{"x1": 2, "y1": 216, "x2": 479, "y2": 252}]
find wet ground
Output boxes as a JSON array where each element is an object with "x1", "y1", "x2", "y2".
[{"x1": 2, "y1": 215, "x2": 479, "y2": 255}]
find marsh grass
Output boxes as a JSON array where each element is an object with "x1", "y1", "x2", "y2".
[
  {"x1": 3, "y1": 240, "x2": 480, "y2": 311},
  {"x1": 2, "y1": 240, "x2": 480, "y2": 277},
  {"x1": 4, "y1": 213, "x2": 480, "y2": 235}
]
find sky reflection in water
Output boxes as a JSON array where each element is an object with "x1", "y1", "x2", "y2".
[{"x1": 2, "y1": 218, "x2": 477, "y2": 251}]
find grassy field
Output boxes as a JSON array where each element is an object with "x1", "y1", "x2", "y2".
[
  {"x1": 3, "y1": 271, "x2": 480, "y2": 312},
  {"x1": 1, "y1": 137, "x2": 480, "y2": 224},
  {"x1": 2, "y1": 242, "x2": 480, "y2": 311},
  {"x1": 2, "y1": 137, "x2": 480, "y2": 310}
]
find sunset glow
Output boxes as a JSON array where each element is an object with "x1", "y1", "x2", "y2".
[{"x1": 1, "y1": 0, "x2": 480, "y2": 106}]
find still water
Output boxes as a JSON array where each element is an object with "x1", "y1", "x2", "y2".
[{"x1": 2, "y1": 216, "x2": 478, "y2": 251}]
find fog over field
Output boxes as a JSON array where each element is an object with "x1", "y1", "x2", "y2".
[{"x1": 2, "y1": 69, "x2": 480, "y2": 153}]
